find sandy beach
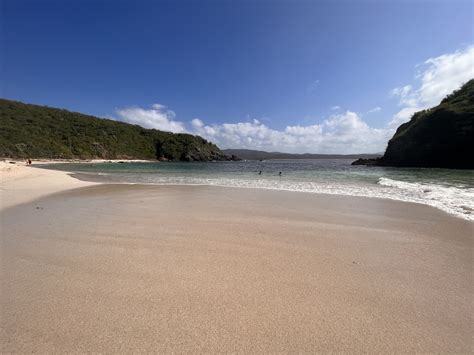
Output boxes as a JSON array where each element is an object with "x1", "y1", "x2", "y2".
[
  {"x1": 1, "y1": 164, "x2": 473, "y2": 352},
  {"x1": 0, "y1": 160, "x2": 99, "y2": 210}
]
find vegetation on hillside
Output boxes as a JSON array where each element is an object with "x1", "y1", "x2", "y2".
[
  {"x1": 0, "y1": 99, "x2": 233, "y2": 161},
  {"x1": 380, "y1": 79, "x2": 474, "y2": 169}
]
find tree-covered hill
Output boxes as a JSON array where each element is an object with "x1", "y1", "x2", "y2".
[
  {"x1": 0, "y1": 99, "x2": 234, "y2": 161},
  {"x1": 380, "y1": 79, "x2": 474, "y2": 169},
  {"x1": 353, "y1": 79, "x2": 474, "y2": 169}
]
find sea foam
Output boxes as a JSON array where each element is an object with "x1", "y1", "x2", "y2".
[
  {"x1": 377, "y1": 177, "x2": 474, "y2": 221},
  {"x1": 132, "y1": 175, "x2": 474, "y2": 221}
]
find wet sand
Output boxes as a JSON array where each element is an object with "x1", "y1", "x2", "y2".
[{"x1": 1, "y1": 184, "x2": 472, "y2": 352}]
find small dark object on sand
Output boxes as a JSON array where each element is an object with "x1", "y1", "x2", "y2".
[{"x1": 9, "y1": 161, "x2": 16, "y2": 164}]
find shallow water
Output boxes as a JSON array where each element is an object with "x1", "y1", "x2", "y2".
[{"x1": 41, "y1": 159, "x2": 474, "y2": 220}]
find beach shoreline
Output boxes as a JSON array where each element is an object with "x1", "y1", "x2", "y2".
[
  {"x1": 0, "y1": 160, "x2": 101, "y2": 211},
  {"x1": 0, "y1": 158, "x2": 153, "y2": 211},
  {"x1": 2, "y1": 160, "x2": 473, "y2": 221}
]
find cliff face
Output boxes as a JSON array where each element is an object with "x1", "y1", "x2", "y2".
[
  {"x1": 0, "y1": 99, "x2": 233, "y2": 162},
  {"x1": 353, "y1": 80, "x2": 474, "y2": 169}
]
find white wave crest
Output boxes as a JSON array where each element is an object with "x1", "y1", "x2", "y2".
[
  {"x1": 130, "y1": 175, "x2": 474, "y2": 221},
  {"x1": 377, "y1": 177, "x2": 474, "y2": 221}
]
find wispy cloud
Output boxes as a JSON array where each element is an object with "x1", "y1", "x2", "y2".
[
  {"x1": 390, "y1": 45, "x2": 474, "y2": 127},
  {"x1": 367, "y1": 106, "x2": 381, "y2": 113},
  {"x1": 116, "y1": 104, "x2": 186, "y2": 133},
  {"x1": 330, "y1": 105, "x2": 341, "y2": 111},
  {"x1": 307, "y1": 79, "x2": 320, "y2": 93}
]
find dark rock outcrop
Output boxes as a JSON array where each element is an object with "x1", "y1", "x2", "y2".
[
  {"x1": 351, "y1": 158, "x2": 381, "y2": 166},
  {"x1": 179, "y1": 145, "x2": 235, "y2": 162}
]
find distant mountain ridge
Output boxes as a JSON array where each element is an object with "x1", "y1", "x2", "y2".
[
  {"x1": 223, "y1": 149, "x2": 381, "y2": 160},
  {"x1": 0, "y1": 99, "x2": 234, "y2": 161},
  {"x1": 353, "y1": 79, "x2": 474, "y2": 169}
]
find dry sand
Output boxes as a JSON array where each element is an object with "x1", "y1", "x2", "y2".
[
  {"x1": 1, "y1": 179, "x2": 472, "y2": 352},
  {"x1": 1, "y1": 160, "x2": 99, "y2": 210}
]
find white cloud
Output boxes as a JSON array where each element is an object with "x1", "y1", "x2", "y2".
[
  {"x1": 191, "y1": 111, "x2": 392, "y2": 154},
  {"x1": 308, "y1": 80, "x2": 320, "y2": 93},
  {"x1": 111, "y1": 46, "x2": 472, "y2": 154},
  {"x1": 418, "y1": 46, "x2": 474, "y2": 106},
  {"x1": 388, "y1": 107, "x2": 420, "y2": 128},
  {"x1": 391, "y1": 45, "x2": 474, "y2": 125},
  {"x1": 391, "y1": 85, "x2": 414, "y2": 106},
  {"x1": 191, "y1": 118, "x2": 204, "y2": 129},
  {"x1": 113, "y1": 105, "x2": 391, "y2": 153},
  {"x1": 367, "y1": 106, "x2": 381, "y2": 113},
  {"x1": 116, "y1": 104, "x2": 186, "y2": 133}
]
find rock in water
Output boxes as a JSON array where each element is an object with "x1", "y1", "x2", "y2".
[{"x1": 351, "y1": 158, "x2": 380, "y2": 166}]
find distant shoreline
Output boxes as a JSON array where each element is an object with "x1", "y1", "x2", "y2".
[
  {"x1": 222, "y1": 149, "x2": 381, "y2": 161},
  {"x1": 1, "y1": 156, "x2": 377, "y2": 163}
]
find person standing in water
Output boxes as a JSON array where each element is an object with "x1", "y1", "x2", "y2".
[{"x1": 279, "y1": 172, "x2": 282, "y2": 177}]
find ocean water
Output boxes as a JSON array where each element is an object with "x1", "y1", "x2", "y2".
[{"x1": 41, "y1": 159, "x2": 474, "y2": 221}]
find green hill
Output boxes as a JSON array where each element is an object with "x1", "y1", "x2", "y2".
[
  {"x1": 0, "y1": 99, "x2": 234, "y2": 161},
  {"x1": 380, "y1": 79, "x2": 474, "y2": 169},
  {"x1": 353, "y1": 79, "x2": 474, "y2": 169}
]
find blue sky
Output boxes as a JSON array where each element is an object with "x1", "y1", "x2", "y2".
[{"x1": 2, "y1": 0, "x2": 473, "y2": 153}]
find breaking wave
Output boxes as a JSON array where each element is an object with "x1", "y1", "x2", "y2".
[
  {"x1": 42, "y1": 161, "x2": 474, "y2": 221},
  {"x1": 96, "y1": 174, "x2": 474, "y2": 221},
  {"x1": 377, "y1": 177, "x2": 474, "y2": 221}
]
